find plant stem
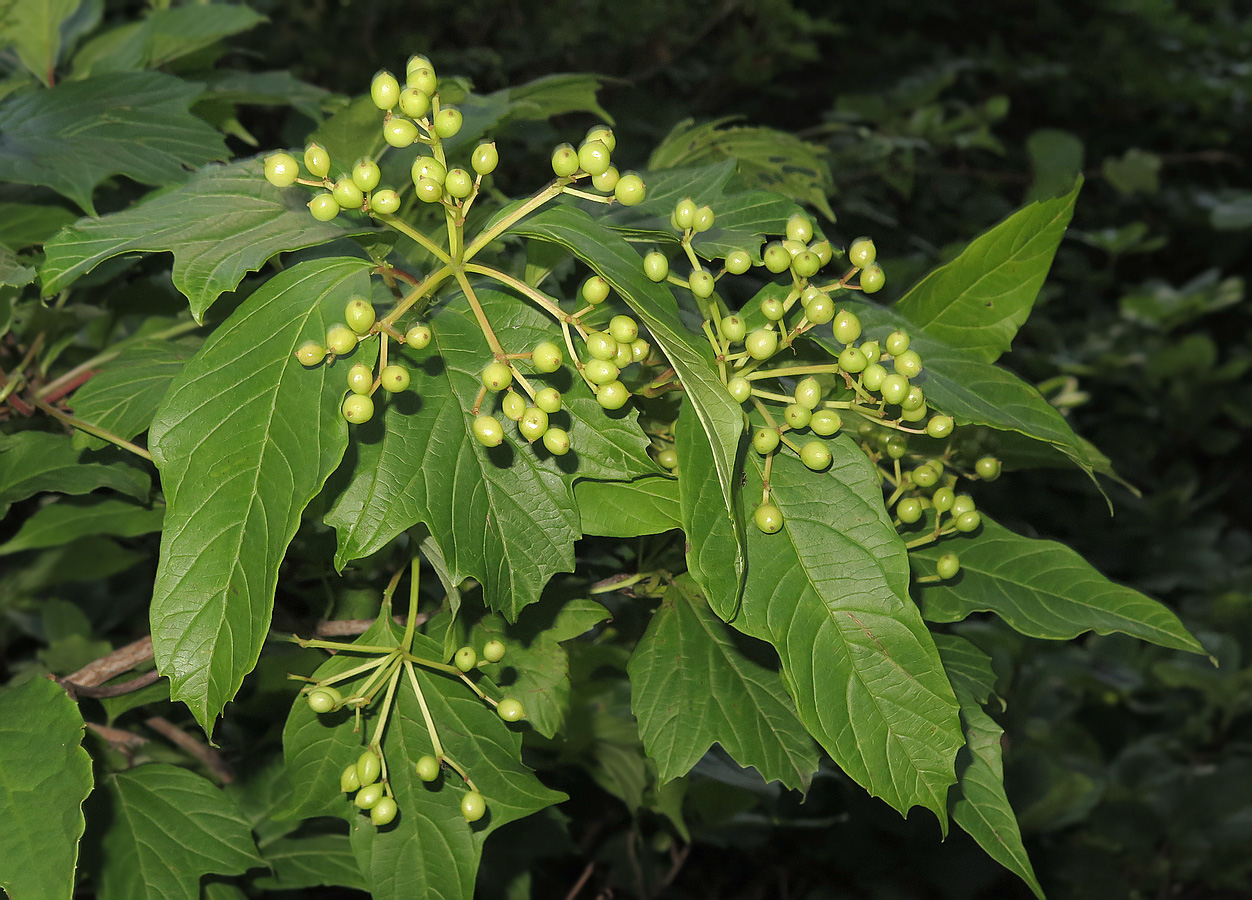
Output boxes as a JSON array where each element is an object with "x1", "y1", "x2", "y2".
[
  {"x1": 35, "y1": 319, "x2": 202, "y2": 401},
  {"x1": 376, "y1": 213, "x2": 452, "y2": 264},
  {"x1": 464, "y1": 263, "x2": 570, "y2": 323},
  {"x1": 403, "y1": 660, "x2": 444, "y2": 757},
  {"x1": 31, "y1": 397, "x2": 154, "y2": 461},
  {"x1": 402, "y1": 556, "x2": 420, "y2": 653},
  {"x1": 462, "y1": 180, "x2": 567, "y2": 264},
  {"x1": 453, "y1": 270, "x2": 507, "y2": 359}
]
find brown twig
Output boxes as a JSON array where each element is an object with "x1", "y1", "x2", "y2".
[
  {"x1": 313, "y1": 614, "x2": 423, "y2": 637},
  {"x1": 86, "y1": 722, "x2": 149, "y2": 750},
  {"x1": 564, "y1": 861, "x2": 596, "y2": 900},
  {"x1": 71, "y1": 669, "x2": 163, "y2": 699},
  {"x1": 146, "y1": 716, "x2": 234, "y2": 783},
  {"x1": 64, "y1": 636, "x2": 154, "y2": 689}
]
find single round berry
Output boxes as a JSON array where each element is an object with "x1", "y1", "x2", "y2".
[
  {"x1": 414, "y1": 177, "x2": 443, "y2": 204},
  {"x1": 643, "y1": 251, "x2": 669, "y2": 283},
  {"x1": 354, "y1": 782, "x2": 384, "y2": 810},
  {"x1": 407, "y1": 65, "x2": 437, "y2": 96},
  {"x1": 746, "y1": 329, "x2": 778, "y2": 360},
  {"x1": 342, "y1": 394, "x2": 374, "y2": 424},
  {"x1": 346, "y1": 363, "x2": 373, "y2": 395},
  {"x1": 880, "y1": 374, "x2": 910, "y2": 405},
  {"x1": 370, "y1": 797, "x2": 398, "y2": 826},
  {"x1": 860, "y1": 341, "x2": 881, "y2": 364},
  {"x1": 810, "y1": 409, "x2": 842, "y2": 436},
  {"x1": 832, "y1": 310, "x2": 862, "y2": 345},
  {"x1": 861, "y1": 363, "x2": 887, "y2": 391},
  {"x1": 954, "y1": 510, "x2": 982, "y2": 533},
  {"x1": 838, "y1": 346, "x2": 868, "y2": 374},
  {"x1": 304, "y1": 143, "x2": 330, "y2": 178},
  {"x1": 532, "y1": 341, "x2": 563, "y2": 373},
  {"x1": 613, "y1": 343, "x2": 634, "y2": 372},
  {"x1": 720, "y1": 315, "x2": 747, "y2": 343},
  {"x1": 596, "y1": 381, "x2": 630, "y2": 410},
  {"x1": 754, "y1": 503, "x2": 784, "y2": 534},
  {"x1": 975, "y1": 456, "x2": 1002, "y2": 480},
  {"x1": 689, "y1": 269, "x2": 714, "y2": 298},
  {"x1": 551, "y1": 143, "x2": 579, "y2": 177},
  {"x1": 784, "y1": 403, "x2": 812, "y2": 430},
  {"x1": 473, "y1": 415, "x2": 504, "y2": 447},
  {"x1": 901, "y1": 403, "x2": 928, "y2": 422},
  {"x1": 885, "y1": 330, "x2": 910, "y2": 356},
  {"x1": 461, "y1": 791, "x2": 486, "y2": 823},
  {"x1": 444, "y1": 167, "x2": 473, "y2": 199},
  {"x1": 582, "y1": 276, "x2": 610, "y2": 305},
  {"x1": 296, "y1": 341, "x2": 326, "y2": 366},
  {"x1": 725, "y1": 250, "x2": 752, "y2": 274},
  {"x1": 692, "y1": 205, "x2": 715, "y2": 233},
  {"x1": 786, "y1": 213, "x2": 813, "y2": 244},
  {"x1": 481, "y1": 362, "x2": 513, "y2": 392},
  {"x1": 357, "y1": 750, "x2": 382, "y2": 787},
  {"x1": 501, "y1": 390, "x2": 526, "y2": 421},
  {"x1": 795, "y1": 377, "x2": 822, "y2": 409},
  {"x1": 405, "y1": 54, "x2": 433, "y2": 78},
  {"x1": 352, "y1": 159, "x2": 381, "y2": 192},
  {"x1": 535, "y1": 387, "x2": 562, "y2": 414},
  {"x1": 584, "y1": 359, "x2": 619, "y2": 385},
  {"x1": 415, "y1": 755, "x2": 440, "y2": 782},
  {"x1": 897, "y1": 497, "x2": 924, "y2": 524},
  {"x1": 542, "y1": 427, "x2": 571, "y2": 455},
  {"x1": 932, "y1": 487, "x2": 956, "y2": 513},
  {"x1": 800, "y1": 441, "x2": 832, "y2": 470},
  {"x1": 584, "y1": 125, "x2": 616, "y2": 152},
  {"x1": 951, "y1": 494, "x2": 976, "y2": 516},
  {"x1": 406, "y1": 323, "x2": 432, "y2": 349},
  {"x1": 782, "y1": 239, "x2": 806, "y2": 258},
  {"x1": 454, "y1": 646, "x2": 477, "y2": 672},
  {"x1": 806, "y1": 295, "x2": 835, "y2": 325},
  {"x1": 656, "y1": 448, "x2": 678, "y2": 469},
  {"x1": 519, "y1": 406, "x2": 549, "y2": 442},
  {"x1": 483, "y1": 640, "x2": 506, "y2": 663},
  {"x1": 398, "y1": 86, "x2": 431, "y2": 118},
  {"x1": 860, "y1": 264, "x2": 886, "y2": 294},
  {"x1": 753, "y1": 428, "x2": 780, "y2": 455},
  {"x1": 760, "y1": 297, "x2": 785, "y2": 321},
  {"x1": 848, "y1": 237, "x2": 877, "y2": 269},
  {"x1": 340, "y1": 764, "x2": 361, "y2": 793},
  {"x1": 901, "y1": 385, "x2": 926, "y2": 412},
  {"x1": 673, "y1": 198, "x2": 697, "y2": 229},
  {"x1": 630, "y1": 339, "x2": 650, "y2": 363},
  {"x1": 926, "y1": 415, "x2": 955, "y2": 439},
  {"x1": 326, "y1": 324, "x2": 357, "y2": 355},
  {"x1": 894, "y1": 349, "x2": 923, "y2": 379},
  {"x1": 472, "y1": 142, "x2": 499, "y2": 176},
  {"x1": 614, "y1": 172, "x2": 646, "y2": 206},
  {"x1": 383, "y1": 117, "x2": 419, "y2": 148},
  {"x1": 412, "y1": 156, "x2": 447, "y2": 185},
  {"x1": 308, "y1": 193, "x2": 340, "y2": 221},
  {"x1": 370, "y1": 70, "x2": 400, "y2": 109},
  {"x1": 577, "y1": 140, "x2": 611, "y2": 176},
  {"x1": 433, "y1": 107, "x2": 463, "y2": 139},
  {"x1": 810, "y1": 240, "x2": 833, "y2": 266},
  {"x1": 609, "y1": 315, "x2": 639, "y2": 344},
  {"x1": 380, "y1": 365, "x2": 410, "y2": 393},
  {"x1": 264, "y1": 153, "x2": 299, "y2": 187},
  {"x1": 886, "y1": 434, "x2": 908, "y2": 460},
  {"x1": 911, "y1": 462, "x2": 940, "y2": 488},
  {"x1": 727, "y1": 376, "x2": 752, "y2": 403},
  {"x1": 497, "y1": 698, "x2": 525, "y2": 722},
  {"x1": 791, "y1": 250, "x2": 821, "y2": 278},
  {"x1": 370, "y1": 189, "x2": 401, "y2": 214},
  {"x1": 307, "y1": 687, "x2": 342, "y2": 714},
  {"x1": 345, "y1": 297, "x2": 376, "y2": 334},
  {"x1": 332, "y1": 178, "x2": 364, "y2": 210},
  {"x1": 762, "y1": 242, "x2": 791, "y2": 273},
  {"x1": 936, "y1": 553, "x2": 961, "y2": 580},
  {"x1": 592, "y1": 166, "x2": 620, "y2": 191}
]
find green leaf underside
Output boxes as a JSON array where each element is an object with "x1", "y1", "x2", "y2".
[
  {"x1": 629, "y1": 576, "x2": 819, "y2": 791},
  {"x1": 573, "y1": 476, "x2": 679, "y2": 537},
  {"x1": 40, "y1": 158, "x2": 374, "y2": 320},
  {"x1": 894, "y1": 180, "x2": 1081, "y2": 363},
  {"x1": 739, "y1": 446, "x2": 963, "y2": 822},
  {"x1": 252, "y1": 832, "x2": 366, "y2": 891},
  {"x1": 69, "y1": 341, "x2": 196, "y2": 451},
  {"x1": 0, "y1": 0, "x2": 80, "y2": 85},
  {"x1": 283, "y1": 620, "x2": 564, "y2": 900},
  {"x1": 509, "y1": 204, "x2": 746, "y2": 554},
  {"x1": 675, "y1": 400, "x2": 745, "y2": 619},
  {"x1": 148, "y1": 257, "x2": 370, "y2": 732},
  {"x1": 830, "y1": 302, "x2": 1107, "y2": 477},
  {"x1": 0, "y1": 495, "x2": 163, "y2": 555},
  {"x1": 96, "y1": 765, "x2": 262, "y2": 900},
  {"x1": 0, "y1": 676, "x2": 93, "y2": 900},
  {"x1": 326, "y1": 286, "x2": 653, "y2": 620},
  {"x1": 0, "y1": 202, "x2": 78, "y2": 250},
  {"x1": 0, "y1": 430, "x2": 150, "y2": 520},
  {"x1": 0, "y1": 71, "x2": 226, "y2": 215},
  {"x1": 935, "y1": 636, "x2": 1044, "y2": 899},
  {"x1": 70, "y1": 4, "x2": 265, "y2": 76},
  {"x1": 913, "y1": 514, "x2": 1202, "y2": 654}
]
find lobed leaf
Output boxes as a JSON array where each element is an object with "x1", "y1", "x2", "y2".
[
  {"x1": 574, "y1": 476, "x2": 679, "y2": 537},
  {"x1": 69, "y1": 3, "x2": 266, "y2": 76},
  {"x1": 148, "y1": 256, "x2": 371, "y2": 733},
  {"x1": 0, "y1": 0, "x2": 80, "y2": 85}
]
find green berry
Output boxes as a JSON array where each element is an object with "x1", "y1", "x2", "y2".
[
  {"x1": 900, "y1": 385, "x2": 926, "y2": 412},
  {"x1": 954, "y1": 510, "x2": 982, "y2": 532},
  {"x1": 886, "y1": 434, "x2": 908, "y2": 460},
  {"x1": 307, "y1": 687, "x2": 341, "y2": 714},
  {"x1": 753, "y1": 428, "x2": 780, "y2": 455},
  {"x1": 848, "y1": 237, "x2": 876, "y2": 269},
  {"x1": 481, "y1": 362, "x2": 512, "y2": 392},
  {"x1": 264, "y1": 152, "x2": 299, "y2": 187},
  {"x1": 592, "y1": 166, "x2": 620, "y2": 191},
  {"x1": 806, "y1": 295, "x2": 835, "y2": 325},
  {"x1": 370, "y1": 797, "x2": 398, "y2": 826},
  {"x1": 383, "y1": 117, "x2": 419, "y2": 148},
  {"x1": 412, "y1": 155, "x2": 447, "y2": 184},
  {"x1": 532, "y1": 341, "x2": 563, "y2": 373},
  {"x1": 326, "y1": 324, "x2": 357, "y2": 355},
  {"x1": 861, "y1": 363, "x2": 887, "y2": 391},
  {"x1": 433, "y1": 107, "x2": 463, "y2": 139},
  {"x1": 897, "y1": 497, "x2": 923, "y2": 524},
  {"x1": 800, "y1": 440, "x2": 831, "y2": 470},
  {"x1": 609, "y1": 315, "x2": 639, "y2": 344},
  {"x1": 760, "y1": 297, "x2": 785, "y2": 321},
  {"x1": 444, "y1": 167, "x2": 473, "y2": 199},
  {"x1": 810, "y1": 409, "x2": 842, "y2": 436},
  {"x1": 727, "y1": 376, "x2": 752, "y2": 403},
  {"x1": 345, "y1": 297, "x2": 376, "y2": 334},
  {"x1": 497, "y1": 698, "x2": 525, "y2": 722},
  {"x1": 894, "y1": 349, "x2": 923, "y2": 378},
  {"x1": 370, "y1": 70, "x2": 400, "y2": 109},
  {"x1": 582, "y1": 276, "x2": 610, "y2": 305},
  {"x1": 405, "y1": 55, "x2": 433, "y2": 78},
  {"x1": 860, "y1": 264, "x2": 886, "y2": 294},
  {"x1": 673, "y1": 198, "x2": 697, "y2": 229},
  {"x1": 405, "y1": 323, "x2": 432, "y2": 350},
  {"x1": 614, "y1": 172, "x2": 646, "y2": 206},
  {"x1": 860, "y1": 341, "x2": 881, "y2": 364},
  {"x1": 656, "y1": 448, "x2": 678, "y2": 469},
  {"x1": 295, "y1": 341, "x2": 326, "y2": 366},
  {"x1": 354, "y1": 782, "x2": 384, "y2": 810},
  {"x1": 473, "y1": 415, "x2": 505, "y2": 447},
  {"x1": 689, "y1": 269, "x2": 714, "y2": 298},
  {"x1": 352, "y1": 159, "x2": 381, "y2": 192},
  {"x1": 926, "y1": 415, "x2": 955, "y2": 439},
  {"x1": 643, "y1": 251, "x2": 669, "y2": 283},
  {"x1": 535, "y1": 387, "x2": 562, "y2": 414},
  {"x1": 911, "y1": 463, "x2": 940, "y2": 488},
  {"x1": 791, "y1": 250, "x2": 821, "y2": 278},
  {"x1": 880, "y1": 374, "x2": 910, "y2": 405},
  {"x1": 838, "y1": 346, "x2": 868, "y2": 374},
  {"x1": 461, "y1": 791, "x2": 486, "y2": 823},
  {"x1": 308, "y1": 193, "x2": 340, "y2": 221},
  {"x1": 720, "y1": 315, "x2": 747, "y2": 343},
  {"x1": 370, "y1": 189, "x2": 401, "y2": 214},
  {"x1": 951, "y1": 494, "x2": 976, "y2": 515},
  {"x1": 762, "y1": 242, "x2": 791, "y2": 273},
  {"x1": 501, "y1": 390, "x2": 526, "y2": 421},
  {"x1": 415, "y1": 755, "x2": 440, "y2": 782},
  {"x1": 630, "y1": 339, "x2": 650, "y2": 363},
  {"x1": 795, "y1": 376, "x2": 822, "y2": 409},
  {"x1": 975, "y1": 456, "x2": 1001, "y2": 480},
  {"x1": 746, "y1": 329, "x2": 778, "y2": 360},
  {"x1": 936, "y1": 553, "x2": 961, "y2": 579},
  {"x1": 454, "y1": 646, "x2": 477, "y2": 672},
  {"x1": 398, "y1": 86, "x2": 430, "y2": 118},
  {"x1": 483, "y1": 640, "x2": 506, "y2": 663},
  {"x1": 784, "y1": 403, "x2": 812, "y2": 429},
  {"x1": 340, "y1": 764, "x2": 361, "y2": 793},
  {"x1": 551, "y1": 143, "x2": 579, "y2": 177},
  {"x1": 786, "y1": 213, "x2": 813, "y2": 244},
  {"x1": 380, "y1": 365, "x2": 410, "y2": 393},
  {"x1": 885, "y1": 330, "x2": 910, "y2": 356},
  {"x1": 832, "y1": 310, "x2": 862, "y2": 344},
  {"x1": 782, "y1": 239, "x2": 806, "y2": 258},
  {"x1": 692, "y1": 205, "x2": 715, "y2": 232},
  {"x1": 542, "y1": 427, "x2": 571, "y2": 455},
  {"x1": 901, "y1": 403, "x2": 928, "y2": 422},
  {"x1": 304, "y1": 143, "x2": 330, "y2": 178},
  {"x1": 346, "y1": 363, "x2": 373, "y2": 395},
  {"x1": 754, "y1": 503, "x2": 784, "y2": 534},
  {"x1": 577, "y1": 140, "x2": 611, "y2": 176},
  {"x1": 932, "y1": 487, "x2": 955, "y2": 513},
  {"x1": 414, "y1": 177, "x2": 443, "y2": 204},
  {"x1": 596, "y1": 381, "x2": 630, "y2": 410},
  {"x1": 519, "y1": 407, "x2": 549, "y2": 442},
  {"x1": 584, "y1": 359, "x2": 619, "y2": 385},
  {"x1": 407, "y1": 65, "x2": 437, "y2": 96},
  {"x1": 725, "y1": 250, "x2": 752, "y2": 274},
  {"x1": 342, "y1": 394, "x2": 374, "y2": 424},
  {"x1": 810, "y1": 240, "x2": 833, "y2": 266},
  {"x1": 357, "y1": 750, "x2": 381, "y2": 786},
  {"x1": 472, "y1": 142, "x2": 499, "y2": 175},
  {"x1": 584, "y1": 125, "x2": 616, "y2": 152},
  {"x1": 332, "y1": 177, "x2": 364, "y2": 210}
]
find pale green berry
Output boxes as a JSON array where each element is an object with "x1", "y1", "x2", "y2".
[
  {"x1": 725, "y1": 250, "x2": 752, "y2": 274},
  {"x1": 346, "y1": 363, "x2": 373, "y2": 395},
  {"x1": 326, "y1": 324, "x2": 357, "y2": 356},
  {"x1": 926, "y1": 415, "x2": 955, "y2": 439},
  {"x1": 308, "y1": 193, "x2": 340, "y2": 221},
  {"x1": 383, "y1": 117, "x2": 419, "y2": 148},
  {"x1": 578, "y1": 140, "x2": 612, "y2": 176},
  {"x1": 784, "y1": 403, "x2": 811, "y2": 430},
  {"x1": 352, "y1": 159, "x2": 381, "y2": 192},
  {"x1": 552, "y1": 143, "x2": 579, "y2": 177},
  {"x1": 860, "y1": 264, "x2": 886, "y2": 294},
  {"x1": 753, "y1": 428, "x2": 780, "y2": 455},
  {"x1": 535, "y1": 387, "x2": 562, "y2": 414},
  {"x1": 800, "y1": 440, "x2": 831, "y2": 470},
  {"x1": 832, "y1": 310, "x2": 862, "y2": 344},
  {"x1": 746, "y1": 329, "x2": 778, "y2": 360},
  {"x1": 264, "y1": 152, "x2": 299, "y2": 187},
  {"x1": 304, "y1": 143, "x2": 330, "y2": 178},
  {"x1": 810, "y1": 409, "x2": 842, "y2": 436},
  {"x1": 342, "y1": 394, "x2": 374, "y2": 424},
  {"x1": 643, "y1": 251, "x2": 669, "y2": 282},
  {"x1": 582, "y1": 276, "x2": 610, "y2": 305},
  {"x1": 380, "y1": 365, "x2": 410, "y2": 393},
  {"x1": 433, "y1": 108, "x2": 463, "y2": 139},
  {"x1": 519, "y1": 406, "x2": 549, "y2": 442},
  {"x1": 332, "y1": 178, "x2": 364, "y2": 210},
  {"x1": 721, "y1": 315, "x2": 747, "y2": 343},
  {"x1": 585, "y1": 332, "x2": 618, "y2": 361},
  {"x1": 481, "y1": 362, "x2": 512, "y2": 392},
  {"x1": 473, "y1": 415, "x2": 504, "y2": 447},
  {"x1": 596, "y1": 381, "x2": 630, "y2": 409},
  {"x1": 472, "y1": 142, "x2": 499, "y2": 175},
  {"x1": 754, "y1": 503, "x2": 783, "y2": 534},
  {"x1": 727, "y1": 376, "x2": 752, "y2": 403},
  {"x1": 609, "y1": 315, "x2": 639, "y2": 344},
  {"x1": 501, "y1": 390, "x2": 526, "y2": 421},
  {"x1": 542, "y1": 427, "x2": 570, "y2": 455},
  {"x1": 848, "y1": 237, "x2": 876, "y2": 269},
  {"x1": 398, "y1": 86, "x2": 431, "y2": 118},
  {"x1": 405, "y1": 323, "x2": 432, "y2": 349},
  {"x1": 370, "y1": 70, "x2": 400, "y2": 109},
  {"x1": 592, "y1": 165, "x2": 620, "y2": 191},
  {"x1": 370, "y1": 189, "x2": 401, "y2": 214}
]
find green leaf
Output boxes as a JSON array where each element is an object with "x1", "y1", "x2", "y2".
[
  {"x1": 913, "y1": 513, "x2": 1203, "y2": 654},
  {"x1": 0, "y1": 0, "x2": 81, "y2": 85},
  {"x1": 0, "y1": 201, "x2": 77, "y2": 250},
  {"x1": 503, "y1": 73, "x2": 614, "y2": 124},
  {"x1": 197, "y1": 70, "x2": 332, "y2": 120},
  {"x1": 95, "y1": 765, "x2": 262, "y2": 900},
  {"x1": 68, "y1": 340, "x2": 195, "y2": 451},
  {"x1": 41, "y1": 158, "x2": 373, "y2": 320},
  {"x1": 1102, "y1": 148, "x2": 1161, "y2": 196},
  {"x1": 0, "y1": 430, "x2": 150, "y2": 520},
  {"x1": 68, "y1": 4, "x2": 264, "y2": 76},
  {"x1": 674, "y1": 399, "x2": 744, "y2": 619},
  {"x1": 325, "y1": 287, "x2": 653, "y2": 621},
  {"x1": 0, "y1": 245, "x2": 34, "y2": 286},
  {"x1": 935, "y1": 636, "x2": 1044, "y2": 899},
  {"x1": 251, "y1": 831, "x2": 365, "y2": 891},
  {"x1": 1025, "y1": 128, "x2": 1084, "y2": 203},
  {"x1": 574, "y1": 476, "x2": 679, "y2": 537},
  {"x1": 0, "y1": 495, "x2": 162, "y2": 555},
  {"x1": 0, "y1": 71, "x2": 226, "y2": 215},
  {"x1": 628, "y1": 575, "x2": 819, "y2": 791},
  {"x1": 0, "y1": 674, "x2": 93, "y2": 900},
  {"x1": 509, "y1": 203, "x2": 746, "y2": 559},
  {"x1": 893, "y1": 179, "x2": 1081, "y2": 362},
  {"x1": 648, "y1": 118, "x2": 835, "y2": 220},
  {"x1": 148, "y1": 257, "x2": 370, "y2": 733},
  {"x1": 738, "y1": 446, "x2": 962, "y2": 822}
]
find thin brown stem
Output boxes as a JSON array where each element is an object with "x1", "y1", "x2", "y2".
[{"x1": 146, "y1": 716, "x2": 234, "y2": 783}]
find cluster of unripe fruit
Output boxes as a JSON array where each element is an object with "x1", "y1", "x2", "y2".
[{"x1": 550, "y1": 125, "x2": 647, "y2": 206}]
